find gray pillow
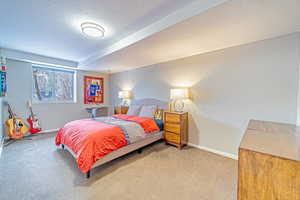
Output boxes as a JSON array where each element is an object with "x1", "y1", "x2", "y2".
[
  {"x1": 138, "y1": 105, "x2": 157, "y2": 118},
  {"x1": 126, "y1": 105, "x2": 141, "y2": 116}
]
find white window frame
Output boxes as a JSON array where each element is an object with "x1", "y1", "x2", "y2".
[{"x1": 31, "y1": 64, "x2": 77, "y2": 104}]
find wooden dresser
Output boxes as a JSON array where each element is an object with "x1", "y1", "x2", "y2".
[
  {"x1": 164, "y1": 111, "x2": 188, "y2": 149},
  {"x1": 114, "y1": 106, "x2": 129, "y2": 114},
  {"x1": 238, "y1": 120, "x2": 300, "y2": 200}
]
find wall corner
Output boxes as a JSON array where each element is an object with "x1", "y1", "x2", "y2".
[{"x1": 296, "y1": 33, "x2": 300, "y2": 126}]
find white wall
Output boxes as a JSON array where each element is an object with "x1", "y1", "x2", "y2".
[
  {"x1": 110, "y1": 33, "x2": 300, "y2": 156},
  {"x1": 5, "y1": 59, "x2": 110, "y2": 130}
]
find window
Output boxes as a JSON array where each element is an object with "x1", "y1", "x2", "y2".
[{"x1": 32, "y1": 65, "x2": 76, "y2": 103}]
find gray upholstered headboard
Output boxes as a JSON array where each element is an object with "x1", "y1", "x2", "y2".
[
  {"x1": 131, "y1": 98, "x2": 168, "y2": 110},
  {"x1": 131, "y1": 98, "x2": 168, "y2": 120}
]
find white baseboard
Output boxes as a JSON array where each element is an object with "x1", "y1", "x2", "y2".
[
  {"x1": 188, "y1": 143, "x2": 238, "y2": 160},
  {"x1": 1, "y1": 129, "x2": 58, "y2": 141},
  {"x1": 40, "y1": 128, "x2": 59, "y2": 134}
]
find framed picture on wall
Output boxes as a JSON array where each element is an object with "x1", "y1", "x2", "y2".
[{"x1": 84, "y1": 76, "x2": 104, "y2": 104}]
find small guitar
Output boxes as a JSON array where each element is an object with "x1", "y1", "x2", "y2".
[
  {"x1": 5, "y1": 102, "x2": 28, "y2": 139},
  {"x1": 27, "y1": 101, "x2": 41, "y2": 134}
]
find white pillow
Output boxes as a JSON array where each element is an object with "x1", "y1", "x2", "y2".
[
  {"x1": 126, "y1": 105, "x2": 141, "y2": 116},
  {"x1": 138, "y1": 105, "x2": 157, "y2": 118}
]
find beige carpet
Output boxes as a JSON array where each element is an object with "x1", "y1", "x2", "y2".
[{"x1": 0, "y1": 133, "x2": 237, "y2": 200}]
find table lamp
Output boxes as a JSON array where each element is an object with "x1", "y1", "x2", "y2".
[
  {"x1": 118, "y1": 90, "x2": 131, "y2": 106},
  {"x1": 170, "y1": 88, "x2": 189, "y2": 112}
]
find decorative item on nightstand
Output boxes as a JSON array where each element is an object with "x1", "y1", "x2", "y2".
[
  {"x1": 118, "y1": 90, "x2": 131, "y2": 106},
  {"x1": 114, "y1": 106, "x2": 129, "y2": 114},
  {"x1": 170, "y1": 88, "x2": 189, "y2": 112},
  {"x1": 164, "y1": 111, "x2": 188, "y2": 149}
]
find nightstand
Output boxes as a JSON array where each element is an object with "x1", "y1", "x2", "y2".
[
  {"x1": 164, "y1": 111, "x2": 188, "y2": 149},
  {"x1": 114, "y1": 106, "x2": 129, "y2": 114}
]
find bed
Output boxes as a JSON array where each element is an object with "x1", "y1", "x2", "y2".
[{"x1": 56, "y1": 99, "x2": 167, "y2": 178}]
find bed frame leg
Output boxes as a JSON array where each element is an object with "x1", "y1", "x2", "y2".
[
  {"x1": 62, "y1": 144, "x2": 65, "y2": 149},
  {"x1": 86, "y1": 170, "x2": 90, "y2": 179},
  {"x1": 137, "y1": 148, "x2": 142, "y2": 154}
]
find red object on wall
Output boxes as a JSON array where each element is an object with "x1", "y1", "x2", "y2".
[{"x1": 84, "y1": 76, "x2": 104, "y2": 104}]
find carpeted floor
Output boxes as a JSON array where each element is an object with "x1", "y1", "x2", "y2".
[{"x1": 0, "y1": 133, "x2": 237, "y2": 200}]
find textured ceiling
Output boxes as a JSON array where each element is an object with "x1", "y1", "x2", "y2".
[
  {"x1": 0, "y1": 0, "x2": 202, "y2": 62},
  {"x1": 81, "y1": 0, "x2": 300, "y2": 73}
]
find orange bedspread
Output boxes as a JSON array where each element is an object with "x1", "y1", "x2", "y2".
[
  {"x1": 113, "y1": 114, "x2": 159, "y2": 133},
  {"x1": 55, "y1": 116, "x2": 159, "y2": 173},
  {"x1": 55, "y1": 119, "x2": 126, "y2": 173}
]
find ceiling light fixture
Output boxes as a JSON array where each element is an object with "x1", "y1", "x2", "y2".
[{"x1": 81, "y1": 22, "x2": 105, "y2": 38}]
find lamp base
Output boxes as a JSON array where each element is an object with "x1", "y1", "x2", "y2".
[
  {"x1": 121, "y1": 99, "x2": 129, "y2": 107},
  {"x1": 173, "y1": 99, "x2": 184, "y2": 112}
]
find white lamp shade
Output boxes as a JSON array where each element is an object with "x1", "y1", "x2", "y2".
[
  {"x1": 170, "y1": 88, "x2": 189, "y2": 100},
  {"x1": 118, "y1": 91, "x2": 131, "y2": 99}
]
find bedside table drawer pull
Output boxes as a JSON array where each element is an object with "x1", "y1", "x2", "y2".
[
  {"x1": 165, "y1": 132, "x2": 180, "y2": 144},
  {"x1": 165, "y1": 123, "x2": 180, "y2": 134}
]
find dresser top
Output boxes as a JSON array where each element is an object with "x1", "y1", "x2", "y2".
[{"x1": 240, "y1": 120, "x2": 300, "y2": 162}]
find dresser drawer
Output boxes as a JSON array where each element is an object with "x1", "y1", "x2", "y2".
[
  {"x1": 165, "y1": 113, "x2": 180, "y2": 123},
  {"x1": 165, "y1": 123, "x2": 180, "y2": 134},
  {"x1": 165, "y1": 131, "x2": 180, "y2": 144}
]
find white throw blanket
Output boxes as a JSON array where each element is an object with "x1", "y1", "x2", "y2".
[{"x1": 93, "y1": 117, "x2": 147, "y2": 144}]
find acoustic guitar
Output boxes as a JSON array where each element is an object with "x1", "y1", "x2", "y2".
[
  {"x1": 27, "y1": 100, "x2": 41, "y2": 134},
  {"x1": 5, "y1": 102, "x2": 28, "y2": 139}
]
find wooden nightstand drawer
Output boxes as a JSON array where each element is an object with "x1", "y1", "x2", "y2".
[
  {"x1": 165, "y1": 132, "x2": 180, "y2": 144},
  {"x1": 165, "y1": 123, "x2": 180, "y2": 134},
  {"x1": 114, "y1": 106, "x2": 129, "y2": 114},
  {"x1": 165, "y1": 113, "x2": 180, "y2": 123}
]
